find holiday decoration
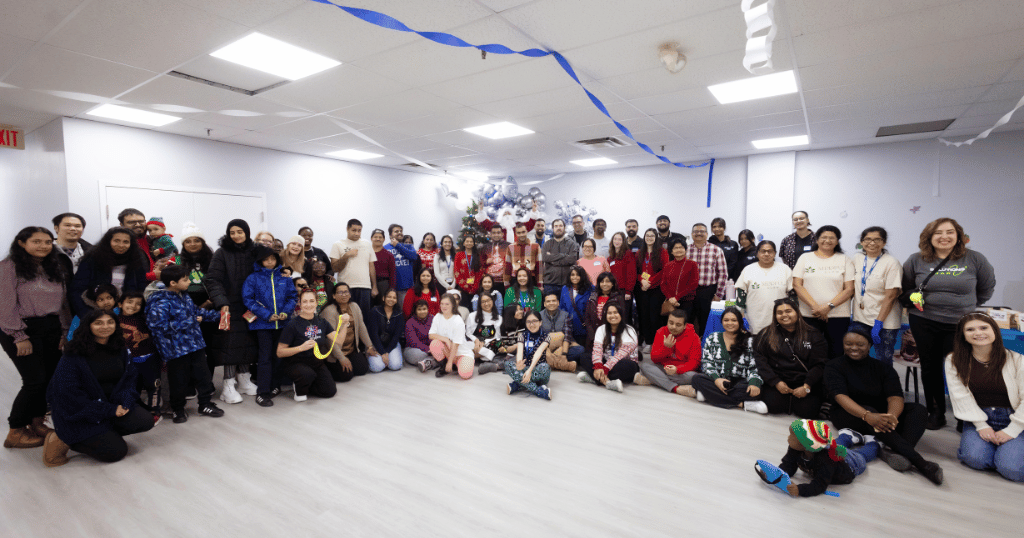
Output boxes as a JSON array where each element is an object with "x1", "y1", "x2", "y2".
[{"x1": 458, "y1": 200, "x2": 490, "y2": 247}]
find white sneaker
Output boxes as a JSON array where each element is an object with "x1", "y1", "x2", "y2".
[
  {"x1": 236, "y1": 373, "x2": 258, "y2": 396},
  {"x1": 219, "y1": 379, "x2": 242, "y2": 404},
  {"x1": 743, "y1": 400, "x2": 769, "y2": 415},
  {"x1": 293, "y1": 391, "x2": 307, "y2": 402},
  {"x1": 696, "y1": 390, "x2": 705, "y2": 402},
  {"x1": 605, "y1": 379, "x2": 624, "y2": 393},
  {"x1": 577, "y1": 371, "x2": 596, "y2": 384}
]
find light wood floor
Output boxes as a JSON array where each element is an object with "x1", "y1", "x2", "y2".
[{"x1": 0, "y1": 358, "x2": 1019, "y2": 538}]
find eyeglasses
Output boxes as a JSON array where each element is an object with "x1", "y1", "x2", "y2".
[
  {"x1": 860, "y1": 238, "x2": 883, "y2": 243},
  {"x1": 123, "y1": 219, "x2": 145, "y2": 225},
  {"x1": 337, "y1": 290, "x2": 350, "y2": 295},
  {"x1": 526, "y1": 319, "x2": 541, "y2": 324}
]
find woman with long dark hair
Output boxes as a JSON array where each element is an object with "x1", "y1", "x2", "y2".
[
  {"x1": 731, "y1": 229, "x2": 758, "y2": 281},
  {"x1": 403, "y1": 267, "x2": 442, "y2": 319},
  {"x1": 70, "y1": 226, "x2": 148, "y2": 315},
  {"x1": 753, "y1": 298, "x2": 828, "y2": 419},
  {"x1": 635, "y1": 228, "x2": 669, "y2": 349},
  {"x1": 560, "y1": 266, "x2": 592, "y2": 347},
  {"x1": 945, "y1": 312, "x2": 1023, "y2": 482},
  {"x1": 692, "y1": 307, "x2": 765, "y2": 412},
  {"x1": 205, "y1": 219, "x2": 259, "y2": 397},
  {"x1": 578, "y1": 304, "x2": 639, "y2": 393},
  {"x1": 904, "y1": 217, "x2": 996, "y2": 430},
  {"x1": 585, "y1": 272, "x2": 627, "y2": 350},
  {"x1": 433, "y1": 235, "x2": 458, "y2": 294},
  {"x1": 1, "y1": 227, "x2": 70, "y2": 449},
  {"x1": 504, "y1": 267, "x2": 543, "y2": 312},
  {"x1": 43, "y1": 309, "x2": 153, "y2": 465},
  {"x1": 454, "y1": 235, "x2": 482, "y2": 309}
]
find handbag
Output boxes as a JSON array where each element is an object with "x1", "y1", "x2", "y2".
[{"x1": 898, "y1": 254, "x2": 952, "y2": 309}]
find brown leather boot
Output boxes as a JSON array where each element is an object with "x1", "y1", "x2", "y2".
[
  {"x1": 4, "y1": 427, "x2": 44, "y2": 448},
  {"x1": 30, "y1": 416, "x2": 53, "y2": 438},
  {"x1": 43, "y1": 431, "x2": 70, "y2": 467}
]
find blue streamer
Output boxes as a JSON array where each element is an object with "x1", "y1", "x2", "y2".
[
  {"x1": 706, "y1": 158, "x2": 716, "y2": 208},
  {"x1": 309, "y1": 0, "x2": 714, "y2": 170}
]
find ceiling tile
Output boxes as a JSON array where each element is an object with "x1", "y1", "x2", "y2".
[
  {"x1": 118, "y1": 74, "x2": 247, "y2": 112},
  {"x1": 422, "y1": 57, "x2": 577, "y2": 106},
  {"x1": 275, "y1": 140, "x2": 339, "y2": 157},
  {"x1": 476, "y1": 0, "x2": 534, "y2": 13},
  {"x1": 386, "y1": 108, "x2": 500, "y2": 138},
  {"x1": 173, "y1": 55, "x2": 287, "y2": 93},
  {"x1": 0, "y1": 86, "x2": 92, "y2": 117},
  {"x1": 330, "y1": 89, "x2": 461, "y2": 126},
  {"x1": 961, "y1": 98, "x2": 1024, "y2": 118},
  {"x1": 0, "y1": 33, "x2": 34, "y2": 78},
  {"x1": 980, "y1": 81, "x2": 1024, "y2": 103},
  {"x1": 0, "y1": 102, "x2": 59, "y2": 133},
  {"x1": 6, "y1": 44, "x2": 154, "y2": 98},
  {"x1": 627, "y1": 87, "x2": 720, "y2": 117},
  {"x1": 807, "y1": 87, "x2": 988, "y2": 124},
  {"x1": 155, "y1": 118, "x2": 244, "y2": 140},
  {"x1": 191, "y1": 96, "x2": 311, "y2": 130},
  {"x1": 178, "y1": 0, "x2": 307, "y2": 28},
  {"x1": 471, "y1": 85, "x2": 619, "y2": 121},
  {"x1": 223, "y1": 130, "x2": 301, "y2": 149},
  {"x1": 0, "y1": 0, "x2": 82, "y2": 42},
  {"x1": 259, "y1": 64, "x2": 410, "y2": 114},
  {"x1": 330, "y1": 126, "x2": 412, "y2": 146},
  {"x1": 45, "y1": 0, "x2": 248, "y2": 73},
  {"x1": 786, "y1": 0, "x2": 962, "y2": 36},
  {"x1": 259, "y1": 114, "x2": 364, "y2": 141}
]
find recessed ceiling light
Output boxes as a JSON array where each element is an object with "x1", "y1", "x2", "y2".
[
  {"x1": 571, "y1": 157, "x2": 617, "y2": 167},
  {"x1": 326, "y1": 149, "x2": 383, "y2": 160},
  {"x1": 454, "y1": 171, "x2": 490, "y2": 181},
  {"x1": 211, "y1": 33, "x2": 341, "y2": 81},
  {"x1": 463, "y1": 121, "x2": 534, "y2": 140},
  {"x1": 751, "y1": 134, "x2": 809, "y2": 149},
  {"x1": 86, "y1": 104, "x2": 181, "y2": 127},
  {"x1": 708, "y1": 70, "x2": 797, "y2": 104}
]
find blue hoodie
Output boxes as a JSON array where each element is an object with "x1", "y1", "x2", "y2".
[
  {"x1": 145, "y1": 289, "x2": 220, "y2": 360},
  {"x1": 242, "y1": 262, "x2": 298, "y2": 331},
  {"x1": 385, "y1": 242, "x2": 418, "y2": 291}
]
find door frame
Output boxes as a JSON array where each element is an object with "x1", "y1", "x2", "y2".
[{"x1": 98, "y1": 181, "x2": 268, "y2": 230}]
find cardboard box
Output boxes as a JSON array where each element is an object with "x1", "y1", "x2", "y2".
[{"x1": 987, "y1": 308, "x2": 1020, "y2": 330}]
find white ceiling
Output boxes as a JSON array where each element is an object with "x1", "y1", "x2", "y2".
[{"x1": 2, "y1": 0, "x2": 1024, "y2": 178}]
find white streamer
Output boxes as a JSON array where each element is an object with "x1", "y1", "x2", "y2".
[
  {"x1": 741, "y1": 0, "x2": 777, "y2": 74},
  {"x1": 324, "y1": 116, "x2": 439, "y2": 171},
  {"x1": 939, "y1": 93, "x2": 1024, "y2": 147}
]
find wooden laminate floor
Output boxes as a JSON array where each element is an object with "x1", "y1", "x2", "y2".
[{"x1": 0, "y1": 359, "x2": 1018, "y2": 538}]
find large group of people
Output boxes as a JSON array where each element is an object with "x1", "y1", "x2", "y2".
[{"x1": 2, "y1": 206, "x2": 1019, "y2": 486}]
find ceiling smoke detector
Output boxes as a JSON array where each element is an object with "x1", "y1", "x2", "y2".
[{"x1": 658, "y1": 42, "x2": 686, "y2": 74}]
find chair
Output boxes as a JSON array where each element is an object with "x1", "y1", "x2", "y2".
[{"x1": 892, "y1": 325, "x2": 920, "y2": 403}]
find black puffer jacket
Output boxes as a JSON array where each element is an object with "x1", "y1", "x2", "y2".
[{"x1": 205, "y1": 234, "x2": 257, "y2": 366}]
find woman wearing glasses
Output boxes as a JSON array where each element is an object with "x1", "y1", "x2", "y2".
[{"x1": 851, "y1": 227, "x2": 903, "y2": 365}]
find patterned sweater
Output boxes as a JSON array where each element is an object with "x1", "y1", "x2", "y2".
[{"x1": 700, "y1": 332, "x2": 763, "y2": 386}]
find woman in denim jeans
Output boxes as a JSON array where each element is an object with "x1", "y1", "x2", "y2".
[{"x1": 945, "y1": 312, "x2": 1024, "y2": 482}]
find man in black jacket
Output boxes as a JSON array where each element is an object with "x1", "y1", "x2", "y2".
[{"x1": 52, "y1": 212, "x2": 93, "y2": 278}]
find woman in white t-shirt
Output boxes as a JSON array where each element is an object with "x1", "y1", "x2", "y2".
[
  {"x1": 792, "y1": 225, "x2": 855, "y2": 359},
  {"x1": 851, "y1": 227, "x2": 903, "y2": 365},
  {"x1": 428, "y1": 294, "x2": 475, "y2": 379},
  {"x1": 735, "y1": 240, "x2": 793, "y2": 334}
]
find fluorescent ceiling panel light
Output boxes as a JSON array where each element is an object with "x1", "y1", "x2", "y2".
[
  {"x1": 326, "y1": 149, "x2": 383, "y2": 160},
  {"x1": 751, "y1": 134, "x2": 809, "y2": 149},
  {"x1": 570, "y1": 157, "x2": 617, "y2": 167},
  {"x1": 86, "y1": 104, "x2": 181, "y2": 127},
  {"x1": 463, "y1": 121, "x2": 534, "y2": 139},
  {"x1": 454, "y1": 171, "x2": 490, "y2": 181},
  {"x1": 211, "y1": 33, "x2": 341, "y2": 81},
  {"x1": 708, "y1": 70, "x2": 797, "y2": 104}
]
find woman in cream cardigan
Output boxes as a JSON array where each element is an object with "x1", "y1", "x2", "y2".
[{"x1": 320, "y1": 283, "x2": 379, "y2": 383}]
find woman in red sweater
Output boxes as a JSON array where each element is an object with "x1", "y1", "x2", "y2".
[
  {"x1": 403, "y1": 267, "x2": 441, "y2": 319},
  {"x1": 635, "y1": 228, "x2": 670, "y2": 350},
  {"x1": 660, "y1": 238, "x2": 699, "y2": 322},
  {"x1": 453, "y1": 236, "x2": 482, "y2": 308}
]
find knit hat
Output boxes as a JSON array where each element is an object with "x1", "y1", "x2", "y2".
[
  {"x1": 287, "y1": 234, "x2": 305, "y2": 247},
  {"x1": 146, "y1": 217, "x2": 166, "y2": 230},
  {"x1": 225, "y1": 218, "x2": 251, "y2": 240},
  {"x1": 180, "y1": 222, "x2": 204, "y2": 242},
  {"x1": 790, "y1": 419, "x2": 847, "y2": 461},
  {"x1": 252, "y1": 245, "x2": 279, "y2": 267}
]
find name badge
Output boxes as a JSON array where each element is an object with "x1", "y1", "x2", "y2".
[
  {"x1": 466, "y1": 277, "x2": 475, "y2": 285},
  {"x1": 430, "y1": 297, "x2": 438, "y2": 302},
  {"x1": 803, "y1": 245, "x2": 812, "y2": 251},
  {"x1": 641, "y1": 272, "x2": 651, "y2": 280},
  {"x1": 593, "y1": 261, "x2": 602, "y2": 266},
  {"x1": 609, "y1": 260, "x2": 616, "y2": 266}
]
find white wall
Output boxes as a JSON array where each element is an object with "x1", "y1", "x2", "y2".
[
  {"x1": 61, "y1": 118, "x2": 464, "y2": 249},
  {"x1": 746, "y1": 151, "x2": 795, "y2": 244},
  {"x1": 533, "y1": 157, "x2": 748, "y2": 238},
  {"x1": 0, "y1": 119, "x2": 68, "y2": 255}
]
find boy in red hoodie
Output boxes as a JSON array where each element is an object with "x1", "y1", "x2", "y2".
[{"x1": 637, "y1": 309, "x2": 702, "y2": 397}]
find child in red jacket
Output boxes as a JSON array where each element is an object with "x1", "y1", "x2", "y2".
[{"x1": 637, "y1": 309, "x2": 701, "y2": 397}]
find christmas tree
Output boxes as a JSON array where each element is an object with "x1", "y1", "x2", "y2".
[{"x1": 458, "y1": 200, "x2": 488, "y2": 247}]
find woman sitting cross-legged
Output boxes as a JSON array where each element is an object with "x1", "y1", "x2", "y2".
[
  {"x1": 691, "y1": 307, "x2": 768, "y2": 414},
  {"x1": 945, "y1": 312, "x2": 1024, "y2": 483},
  {"x1": 44, "y1": 310, "x2": 154, "y2": 466},
  {"x1": 825, "y1": 327, "x2": 941, "y2": 484},
  {"x1": 403, "y1": 300, "x2": 437, "y2": 372},
  {"x1": 428, "y1": 294, "x2": 476, "y2": 379},
  {"x1": 752, "y1": 298, "x2": 828, "y2": 419},
  {"x1": 367, "y1": 289, "x2": 405, "y2": 372},
  {"x1": 578, "y1": 303, "x2": 639, "y2": 393},
  {"x1": 319, "y1": 283, "x2": 378, "y2": 382},
  {"x1": 469, "y1": 292, "x2": 505, "y2": 375},
  {"x1": 276, "y1": 289, "x2": 338, "y2": 402},
  {"x1": 505, "y1": 310, "x2": 552, "y2": 400}
]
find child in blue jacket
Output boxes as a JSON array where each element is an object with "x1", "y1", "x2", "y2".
[
  {"x1": 242, "y1": 246, "x2": 298, "y2": 407},
  {"x1": 145, "y1": 264, "x2": 224, "y2": 424}
]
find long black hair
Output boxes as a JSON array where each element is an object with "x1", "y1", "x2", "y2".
[
  {"x1": 436, "y1": 235, "x2": 456, "y2": 264},
  {"x1": 219, "y1": 219, "x2": 253, "y2": 251},
  {"x1": 6, "y1": 227, "x2": 64, "y2": 282},
  {"x1": 567, "y1": 266, "x2": 592, "y2": 294},
  {"x1": 81, "y1": 227, "x2": 148, "y2": 272},
  {"x1": 500, "y1": 303, "x2": 525, "y2": 335},
  {"x1": 601, "y1": 303, "x2": 630, "y2": 351},
  {"x1": 594, "y1": 271, "x2": 618, "y2": 297},
  {"x1": 66, "y1": 309, "x2": 126, "y2": 357},
  {"x1": 414, "y1": 266, "x2": 440, "y2": 295},
  {"x1": 637, "y1": 228, "x2": 665, "y2": 273},
  {"x1": 511, "y1": 267, "x2": 538, "y2": 295},
  {"x1": 179, "y1": 237, "x2": 214, "y2": 272},
  {"x1": 474, "y1": 291, "x2": 500, "y2": 326},
  {"x1": 460, "y1": 235, "x2": 481, "y2": 272},
  {"x1": 721, "y1": 306, "x2": 752, "y2": 355},
  {"x1": 755, "y1": 298, "x2": 812, "y2": 357}
]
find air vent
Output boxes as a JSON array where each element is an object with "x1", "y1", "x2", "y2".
[
  {"x1": 573, "y1": 136, "x2": 630, "y2": 149},
  {"x1": 401, "y1": 162, "x2": 439, "y2": 169},
  {"x1": 167, "y1": 71, "x2": 290, "y2": 97},
  {"x1": 876, "y1": 119, "x2": 955, "y2": 137}
]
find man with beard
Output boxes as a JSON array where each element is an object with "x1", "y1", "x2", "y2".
[
  {"x1": 656, "y1": 215, "x2": 685, "y2": 245},
  {"x1": 480, "y1": 224, "x2": 512, "y2": 297},
  {"x1": 541, "y1": 219, "x2": 579, "y2": 297},
  {"x1": 591, "y1": 219, "x2": 609, "y2": 258},
  {"x1": 117, "y1": 208, "x2": 160, "y2": 281},
  {"x1": 509, "y1": 223, "x2": 541, "y2": 284},
  {"x1": 624, "y1": 219, "x2": 643, "y2": 253},
  {"x1": 570, "y1": 215, "x2": 588, "y2": 246},
  {"x1": 531, "y1": 219, "x2": 547, "y2": 247}
]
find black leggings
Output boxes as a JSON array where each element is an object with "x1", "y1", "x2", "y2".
[
  {"x1": 634, "y1": 286, "x2": 665, "y2": 346},
  {"x1": 283, "y1": 362, "x2": 337, "y2": 398},
  {"x1": 691, "y1": 374, "x2": 758, "y2": 409},
  {"x1": 803, "y1": 316, "x2": 850, "y2": 360},
  {"x1": 760, "y1": 383, "x2": 823, "y2": 419},
  {"x1": 325, "y1": 352, "x2": 370, "y2": 382},
  {"x1": 831, "y1": 402, "x2": 928, "y2": 467},
  {"x1": 581, "y1": 356, "x2": 640, "y2": 382},
  {"x1": 68, "y1": 405, "x2": 154, "y2": 463},
  {"x1": 908, "y1": 315, "x2": 956, "y2": 415},
  {"x1": 1, "y1": 315, "x2": 62, "y2": 429}
]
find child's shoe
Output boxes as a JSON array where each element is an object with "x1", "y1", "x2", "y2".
[
  {"x1": 255, "y1": 394, "x2": 274, "y2": 407},
  {"x1": 534, "y1": 385, "x2": 551, "y2": 400},
  {"x1": 219, "y1": 379, "x2": 242, "y2": 404},
  {"x1": 172, "y1": 409, "x2": 188, "y2": 424},
  {"x1": 198, "y1": 402, "x2": 225, "y2": 417}
]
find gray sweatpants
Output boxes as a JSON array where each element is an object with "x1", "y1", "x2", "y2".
[
  {"x1": 404, "y1": 347, "x2": 432, "y2": 367},
  {"x1": 639, "y1": 361, "x2": 698, "y2": 393}
]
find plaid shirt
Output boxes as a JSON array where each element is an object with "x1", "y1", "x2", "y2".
[
  {"x1": 686, "y1": 242, "x2": 728, "y2": 298},
  {"x1": 508, "y1": 241, "x2": 541, "y2": 283}
]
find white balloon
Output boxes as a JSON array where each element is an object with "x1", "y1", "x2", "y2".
[{"x1": 528, "y1": 187, "x2": 542, "y2": 196}]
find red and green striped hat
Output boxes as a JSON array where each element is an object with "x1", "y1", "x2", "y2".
[{"x1": 790, "y1": 419, "x2": 847, "y2": 461}]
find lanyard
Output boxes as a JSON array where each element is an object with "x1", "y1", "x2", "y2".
[
  {"x1": 859, "y1": 255, "x2": 881, "y2": 298},
  {"x1": 518, "y1": 291, "x2": 530, "y2": 308}
]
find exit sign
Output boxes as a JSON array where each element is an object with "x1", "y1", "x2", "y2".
[{"x1": 1, "y1": 124, "x2": 25, "y2": 150}]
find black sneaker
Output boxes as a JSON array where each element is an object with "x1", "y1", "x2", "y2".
[
  {"x1": 197, "y1": 402, "x2": 225, "y2": 417},
  {"x1": 255, "y1": 394, "x2": 274, "y2": 407},
  {"x1": 172, "y1": 409, "x2": 188, "y2": 423},
  {"x1": 269, "y1": 387, "x2": 282, "y2": 398}
]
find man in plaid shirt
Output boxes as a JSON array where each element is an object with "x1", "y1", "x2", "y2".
[{"x1": 686, "y1": 223, "x2": 728, "y2": 336}]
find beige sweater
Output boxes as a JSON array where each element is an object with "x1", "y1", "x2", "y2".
[
  {"x1": 320, "y1": 304, "x2": 376, "y2": 363},
  {"x1": 945, "y1": 350, "x2": 1024, "y2": 438}
]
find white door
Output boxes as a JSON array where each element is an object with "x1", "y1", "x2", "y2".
[{"x1": 103, "y1": 185, "x2": 266, "y2": 248}]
